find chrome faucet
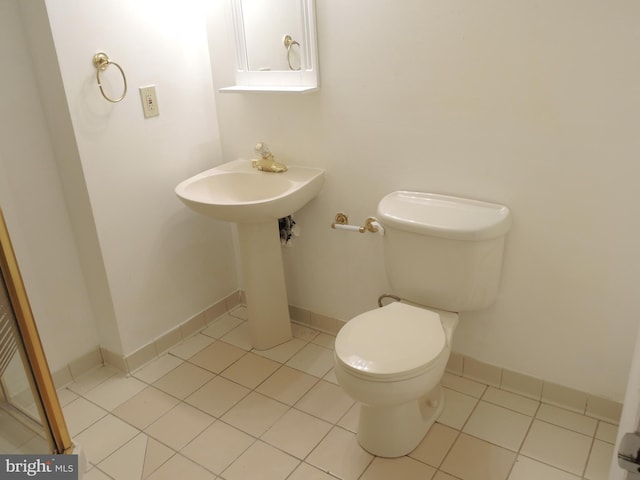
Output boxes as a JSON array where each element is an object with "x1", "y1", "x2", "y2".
[{"x1": 251, "y1": 143, "x2": 288, "y2": 173}]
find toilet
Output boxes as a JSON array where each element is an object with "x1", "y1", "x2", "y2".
[{"x1": 334, "y1": 191, "x2": 511, "y2": 458}]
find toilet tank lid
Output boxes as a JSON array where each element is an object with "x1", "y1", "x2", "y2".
[{"x1": 377, "y1": 191, "x2": 511, "y2": 241}]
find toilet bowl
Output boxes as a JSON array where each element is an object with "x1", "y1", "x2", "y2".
[
  {"x1": 334, "y1": 301, "x2": 458, "y2": 457},
  {"x1": 333, "y1": 191, "x2": 511, "y2": 457}
]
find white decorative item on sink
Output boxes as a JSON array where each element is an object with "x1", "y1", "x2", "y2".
[{"x1": 175, "y1": 158, "x2": 325, "y2": 350}]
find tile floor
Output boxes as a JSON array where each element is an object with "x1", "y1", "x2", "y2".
[{"x1": 58, "y1": 306, "x2": 617, "y2": 480}]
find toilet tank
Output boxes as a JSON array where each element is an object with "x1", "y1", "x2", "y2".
[{"x1": 377, "y1": 191, "x2": 511, "y2": 312}]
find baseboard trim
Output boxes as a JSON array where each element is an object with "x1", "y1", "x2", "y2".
[
  {"x1": 54, "y1": 294, "x2": 622, "y2": 425},
  {"x1": 51, "y1": 291, "x2": 242, "y2": 386},
  {"x1": 290, "y1": 303, "x2": 622, "y2": 424}
]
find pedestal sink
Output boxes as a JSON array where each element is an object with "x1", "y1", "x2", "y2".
[{"x1": 175, "y1": 159, "x2": 325, "y2": 350}]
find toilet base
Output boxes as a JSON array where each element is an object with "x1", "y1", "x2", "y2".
[{"x1": 356, "y1": 385, "x2": 444, "y2": 458}]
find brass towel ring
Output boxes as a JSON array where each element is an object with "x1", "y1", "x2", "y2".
[
  {"x1": 283, "y1": 35, "x2": 301, "y2": 71},
  {"x1": 92, "y1": 52, "x2": 127, "y2": 103}
]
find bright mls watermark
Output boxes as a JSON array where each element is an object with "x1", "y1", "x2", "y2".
[{"x1": 0, "y1": 455, "x2": 77, "y2": 479}]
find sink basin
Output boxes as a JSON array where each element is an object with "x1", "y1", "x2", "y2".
[{"x1": 175, "y1": 159, "x2": 325, "y2": 223}]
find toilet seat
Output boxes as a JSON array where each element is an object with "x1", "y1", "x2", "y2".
[{"x1": 335, "y1": 302, "x2": 446, "y2": 381}]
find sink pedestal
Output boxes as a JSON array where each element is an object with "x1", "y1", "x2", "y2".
[{"x1": 236, "y1": 221, "x2": 292, "y2": 350}]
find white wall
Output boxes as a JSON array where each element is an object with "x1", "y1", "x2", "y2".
[
  {"x1": 208, "y1": 0, "x2": 640, "y2": 401},
  {"x1": 0, "y1": 0, "x2": 100, "y2": 371},
  {"x1": 1, "y1": 0, "x2": 238, "y2": 367},
  {"x1": 40, "y1": 0, "x2": 238, "y2": 356},
  {"x1": 2, "y1": 0, "x2": 637, "y2": 400}
]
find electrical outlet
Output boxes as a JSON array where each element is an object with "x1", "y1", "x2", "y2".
[{"x1": 139, "y1": 85, "x2": 159, "y2": 118}]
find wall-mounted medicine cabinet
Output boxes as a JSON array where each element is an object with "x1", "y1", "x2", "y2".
[{"x1": 220, "y1": 0, "x2": 319, "y2": 93}]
